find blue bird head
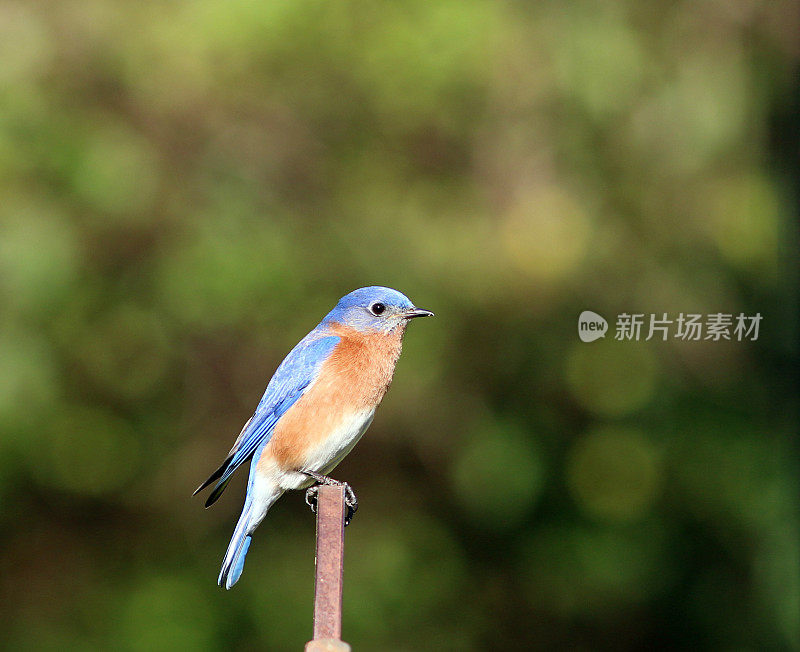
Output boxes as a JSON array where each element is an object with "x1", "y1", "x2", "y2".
[{"x1": 322, "y1": 286, "x2": 433, "y2": 333}]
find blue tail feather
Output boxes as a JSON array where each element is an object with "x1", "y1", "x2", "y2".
[
  {"x1": 218, "y1": 503, "x2": 253, "y2": 590},
  {"x1": 217, "y1": 438, "x2": 276, "y2": 589},
  {"x1": 226, "y1": 536, "x2": 251, "y2": 588}
]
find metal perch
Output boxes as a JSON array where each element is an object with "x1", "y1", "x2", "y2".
[{"x1": 305, "y1": 484, "x2": 351, "y2": 652}]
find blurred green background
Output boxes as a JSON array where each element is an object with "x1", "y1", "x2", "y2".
[{"x1": 1, "y1": 1, "x2": 797, "y2": 650}]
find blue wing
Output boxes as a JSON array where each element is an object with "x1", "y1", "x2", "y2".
[{"x1": 194, "y1": 330, "x2": 340, "y2": 506}]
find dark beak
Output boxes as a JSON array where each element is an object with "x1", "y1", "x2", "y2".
[{"x1": 404, "y1": 307, "x2": 434, "y2": 319}]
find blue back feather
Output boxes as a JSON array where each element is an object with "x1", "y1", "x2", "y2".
[{"x1": 207, "y1": 332, "x2": 340, "y2": 496}]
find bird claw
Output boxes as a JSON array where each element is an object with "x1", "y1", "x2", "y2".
[
  {"x1": 305, "y1": 485, "x2": 319, "y2": 513},
  {"x1": 302, "y1": 474, "x2": 357, "y2": 526},
  {"x1": 343, "y1": 482, "x2": 358, "y2": 526}
]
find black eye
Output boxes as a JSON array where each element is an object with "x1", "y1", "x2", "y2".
[{"x1": 370, "y1": 302, "x2": 386, "y2": 315}]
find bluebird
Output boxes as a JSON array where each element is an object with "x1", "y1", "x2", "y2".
[{"x1": 194, "y1": 286, "x2": 433, "y2": 589}]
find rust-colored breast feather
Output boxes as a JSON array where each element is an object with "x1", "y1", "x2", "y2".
[{"x1": 265, "y1": 323, "x2": 405, "y2": 470}]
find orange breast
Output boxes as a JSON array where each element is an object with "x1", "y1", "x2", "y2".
[{"x1": 264, "y1": 323, "x2": 405, "y2": 471}]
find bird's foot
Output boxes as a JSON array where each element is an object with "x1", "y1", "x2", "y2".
[
  {"x1": 302, "y1": 471, "x2": 358, "y2": 526},
  {"x1": 305, "y1": 485, "x2": 319, "y2": 512}
]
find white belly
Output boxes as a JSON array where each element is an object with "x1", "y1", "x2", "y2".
[{"x1": 274, "y1": 408, "x2": 374, "y2": 490}]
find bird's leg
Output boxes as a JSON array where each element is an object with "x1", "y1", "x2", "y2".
[{"x1": 302, "y1": 470, "x2": 358, "y2": 526}]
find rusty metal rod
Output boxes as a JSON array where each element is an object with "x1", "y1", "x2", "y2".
[{"x1": 306, "y1": 484, "x2": 349, "y2": 651}]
